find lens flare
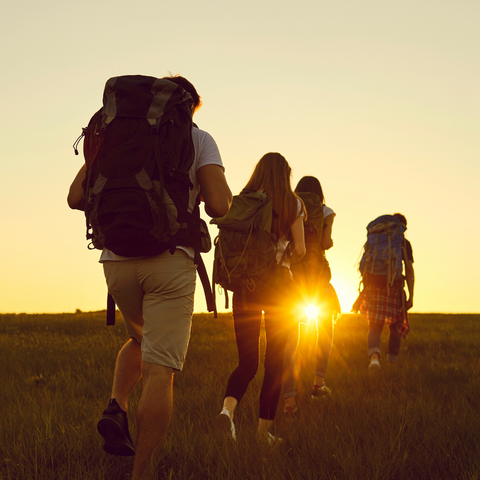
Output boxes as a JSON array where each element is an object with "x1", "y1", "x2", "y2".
[{"x1": 305, "y1": 304, "x2": 319, "y2": 319}]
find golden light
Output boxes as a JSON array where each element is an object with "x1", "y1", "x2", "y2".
[
  {"x1": 330, "y1": 275, "x2": 360, "y2": 314},
  {"x1": 305, "y1": 304, "x2": 319, "y2": 319}
]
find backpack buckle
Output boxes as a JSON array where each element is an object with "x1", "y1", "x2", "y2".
[{"x1": 149, "y1": 119, "x2": 158, "y2": 134}]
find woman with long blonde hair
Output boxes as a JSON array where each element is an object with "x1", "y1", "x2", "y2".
[{"x1": 215, "y1": 152, "x2": 306, "y2": 444}]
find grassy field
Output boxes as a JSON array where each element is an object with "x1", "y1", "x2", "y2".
[{"x1": 0, "y1": 311, "x2": 478, "y2": 479}]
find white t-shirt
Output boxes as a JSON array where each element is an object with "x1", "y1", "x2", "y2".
[
  {"x1": 99, "y1": 127, "x2": 224, "y2": 263},
  {"x1": 275, "y1": 203, "x2": 335, "y2": 271},
  {"x1": 324, "y1": 205, "x2": 335, "y2": 219}
]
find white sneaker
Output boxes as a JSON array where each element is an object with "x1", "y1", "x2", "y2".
[
  {"x1": 369, "y1": 358, "x2": 381, "y2": 371},
  {"x1": 266, "y1": 432, "x2": 283, "y2": 445},
  {"x1": 215, "y1": 407, "x2": 236, "y2": 441}
]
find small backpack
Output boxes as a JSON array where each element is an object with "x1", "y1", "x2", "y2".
[
  {"x1": 359, "y1": 215, "x2": 406, "y2": 287},
  {"x1": 75, "y1": 75, "x2": 197, "y2": 257},
  {"x1": 210, "y1": 191, "x2": 278, "y2": 311},
  {"x1": 291, "y1": 192, "x2": 331, "y2": 294}
]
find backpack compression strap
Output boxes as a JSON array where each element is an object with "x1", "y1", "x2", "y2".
[
  {"x1": 197, "y1": 256, "x2": 217, "y2": 316},
  {"x1": 190, "y1": 193, "x2": 216, "y2": 317},
  {"x1": 106, "y1": 293, "x2": 116, "y2": 326}
]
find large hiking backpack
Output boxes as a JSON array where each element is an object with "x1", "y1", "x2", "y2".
[
  {"x1": 359, "y1": 214, "x2": 406, "y2": 287},
  {"x1": 76, "y1": 75, "x2": 196, "y2": 257},
  {"x1": 210, "y1": 191, "x2": 278, "y2": 310},
  {"x1": 291, "y1": 192, "x2": 331, "y2": 296}
]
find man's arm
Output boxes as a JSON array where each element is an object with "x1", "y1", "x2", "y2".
[
  {"x1": 197, "y1": 164, "x2": 232, "y2": 218},
  {"x1": 68, "y1": 164, "x2": 87, "y2": 211},
  {"x1": 405, "y1": 259, "x2": 415, "y2": 310}
]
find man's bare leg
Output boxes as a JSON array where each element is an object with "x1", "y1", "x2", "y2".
[
  {"x1": 132, "y1": 362, "x2": 174, "y2": 480},
  {"x1": 111, "y1": 338, "x2": 142, "y2": 412}
]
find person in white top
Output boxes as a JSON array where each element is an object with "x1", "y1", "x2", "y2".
[
  {"x1": 68, "y1": 75, "x2": 232, "y2": 480},
  {"x1": 282, "y1": 176, "x2": 341, "y2": 417}
]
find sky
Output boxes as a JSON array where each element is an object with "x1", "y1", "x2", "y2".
[{"x1": 1, "y1": 0, "x2": 479, "y2": 314}]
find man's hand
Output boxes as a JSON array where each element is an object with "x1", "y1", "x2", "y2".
[{"x1": 406, "y1": 298, "x2": 413, "y2": 310}]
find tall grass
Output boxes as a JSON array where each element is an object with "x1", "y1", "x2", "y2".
[{"x1": 0, "y1": 312, "x2": 478, "y2": 479}]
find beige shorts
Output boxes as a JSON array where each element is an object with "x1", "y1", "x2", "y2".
[{"x1": 103, "y1": 250, "x2": 197, "y2": 370}]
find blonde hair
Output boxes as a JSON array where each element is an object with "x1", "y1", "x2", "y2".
[{"x1": 244, "y1": 152, "x2": 304, "y2": 238}]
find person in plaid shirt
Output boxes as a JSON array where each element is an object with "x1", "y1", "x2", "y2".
[{"x1": 353, "y1": 213, "x2": 415, "y2": 370}]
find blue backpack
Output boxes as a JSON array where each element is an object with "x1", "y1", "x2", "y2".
[{"x1": 359, "y1": 215, "x2": 406, "y2": 287}]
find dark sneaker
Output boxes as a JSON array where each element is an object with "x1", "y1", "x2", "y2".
[
  {"x1": 311, "y1": 384, "x2": 332, "y2": 400},
  {"x1": 97, "y1": 399, "x2": 135, "y2": 456}
]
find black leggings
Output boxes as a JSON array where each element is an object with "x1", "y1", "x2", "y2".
[{"x1": 224, "y1": 288, "x2": 291, "y2": 420}]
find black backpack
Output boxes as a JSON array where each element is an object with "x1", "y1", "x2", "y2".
[{"x1": 76, "y1": 75, "x2": 196, "y2": 257}]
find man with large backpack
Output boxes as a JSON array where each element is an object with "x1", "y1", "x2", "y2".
[
  {"x1": 68, "y1": 75, "x2": 232, "y2": 479},
  {"x1": 353, "y1": 213, "x2": 415, "y2": 371}
]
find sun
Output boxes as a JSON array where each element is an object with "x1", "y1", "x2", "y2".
[{"x1": 305, "y1": 304, "x2": 319, "y2": 319}]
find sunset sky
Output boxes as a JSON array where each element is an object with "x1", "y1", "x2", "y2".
[{"x1": 1, "y1": 0, "x2": 478, "y2": 314}]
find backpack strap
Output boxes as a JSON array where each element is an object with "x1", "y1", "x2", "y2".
[
  {"x1": 106, "y1": 293, "x2": 116, "y2": 326},
  {"x1": 191, "y1": 195, "x2": 202, "y2": 265},
  {"x1": 190, "y1": 194, "x2": 216, "y2": 317},
  {"x1": 150, "y1": 122, "x2": 166, "y2": 243},
  {"x1": 197, "y1": 255, "x2": 216, "y2": 316},
  {"x1": 211, "y1": 251, "x2": 229, "y2": 318}
]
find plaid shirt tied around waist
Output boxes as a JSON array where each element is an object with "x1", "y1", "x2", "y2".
[{"x1": 358, "y1": 281, "x2": 410, "y2": 338}]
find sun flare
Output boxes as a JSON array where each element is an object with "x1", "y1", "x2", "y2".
[{"x1": 305, "y1": 304, "x2": 319, "y2": 319}]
